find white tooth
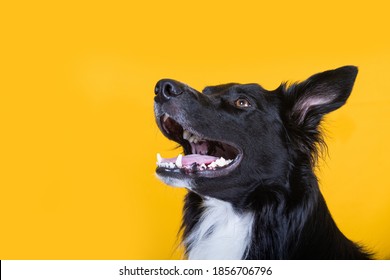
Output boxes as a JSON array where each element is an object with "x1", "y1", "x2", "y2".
[
  {"x1": 206, "y1": 158, "x2": 233, "y2": 169},
  {"x1": 163, "y1": 114, "x2": 169, "y2": 122},
  {"x1": 157, "y1": 153, "x2": 162, "y2": 164},
  {"x1": 183, "y1": 130, "x2": 190, "y2": 140},
  {"x1": 200, "y1": 163, "x2": 207, "y2": 170},
  {"x1": 175, "y1": 154, "x2": 183, "y2": 168},
  {"x1": 215, "y1": 158, "x2": 225, "y2": 167},
  {"x1": 168, "y1": 162, "x2": 175, "y2": 169},
  {"x1": 220, "y1": 158, "x2": 233, "y2": 167},
  {"x1": 188, "y1": 135, "x2": 195, "y2": 143}
]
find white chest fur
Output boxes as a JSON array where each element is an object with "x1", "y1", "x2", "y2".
[{"x1": 185, "y1": 198, "x2": 254, "y2": 260}]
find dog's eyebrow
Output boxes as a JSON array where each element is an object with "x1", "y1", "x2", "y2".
[
  {"x1": 236, "y1": 84, "x2": 264, "y2": 92},
  {"x1": 204, "y1": 83, "x2": 265, "y2": 95},
  {"x1": 202, "y1": 83, "x2": 239, "y2": 95}
]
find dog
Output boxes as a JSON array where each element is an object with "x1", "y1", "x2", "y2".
[{"x1": 153, "y1": 66, "x2": 372, "y2": 259}]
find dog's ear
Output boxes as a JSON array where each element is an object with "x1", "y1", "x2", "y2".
[{"x1": 285, "y1": 66, "x2": 358, "y2": 127}]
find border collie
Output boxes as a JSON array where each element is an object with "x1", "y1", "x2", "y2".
[{"x1": 153, "y1": 66, "x2": 372, "y2": 259}]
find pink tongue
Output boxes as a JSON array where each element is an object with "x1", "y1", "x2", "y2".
[{"x1": 162, "y1": 154, "x2": 218, "y2": 166}]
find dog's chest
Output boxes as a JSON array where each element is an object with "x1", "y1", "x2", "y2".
[{"x1": 185, "y1": 198, "x2": 254, "y2": 260}]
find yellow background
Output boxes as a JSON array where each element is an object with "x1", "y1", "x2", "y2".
[{"x1": 1, "y1": 0, "x2": 389, "y2": 259}]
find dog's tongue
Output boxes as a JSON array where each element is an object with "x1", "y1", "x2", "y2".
[{"x1": 160, "y1": 154, "x2": 218, "y2": 166}]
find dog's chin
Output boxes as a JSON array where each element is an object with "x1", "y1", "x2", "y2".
[{"x1": 156, "y1": 173, "x2": 194, "y2": 189}]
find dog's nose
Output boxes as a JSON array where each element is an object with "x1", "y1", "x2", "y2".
[{"x1": 154, "y1": 79, "x2": 184, "y2": 102}]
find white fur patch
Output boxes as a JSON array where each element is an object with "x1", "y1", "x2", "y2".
[{"x1": 185, "y1": 198, "x2": 254, "y2": 260}]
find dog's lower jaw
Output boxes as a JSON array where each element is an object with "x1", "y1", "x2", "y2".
[
  {"x1": 184, "y1": 197, "x2": 254, "y2": 260},
  {"x1": 155, "y1": 174, "x2": 194, "y2": 190}
]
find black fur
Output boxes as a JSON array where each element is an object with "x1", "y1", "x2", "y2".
[{"x1": 154, "y1": 66, "x2": 372, "y2": 259}]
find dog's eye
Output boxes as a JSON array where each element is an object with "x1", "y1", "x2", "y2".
[{"x1": 234, "y1": 98, "x2": 251, "y2": 108}]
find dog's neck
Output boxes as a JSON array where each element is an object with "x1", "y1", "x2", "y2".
[
  {"x1": 181, "y1": 177, "x2": 370, "y2": 260},
  {"x1": 182, "y1": 189, "x2": 317, "y2": 260},
  {"x1": 184, "y1": 197, "x2": 254, "y2": 260}
]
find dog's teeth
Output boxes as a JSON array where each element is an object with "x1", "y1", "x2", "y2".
[
  {"x1": 215, "y1": 158, "x2": 225, "y2": 167},
  {"x1": 183, "y1": 130, "x2": 191, "y2": 140},
  {"x1": 156, "y1": 159, "x2": 176, "y2": 169},
  {"x1": 157, "y1": 153, "x2": 162, "y2": 164},
  {"x1": 206, "y1": 157, "x2": 233, "y2": 169},
  {"x1": 175, "y1": 154, "x2": 183, "y2": 168},
  {"x1": 215, "y1": 157, "x2": 232, "y2": 167},
  {"x1": 183, "y1": 130, "x2": 204, "y2": 144},
  {"x1": 163, "y1": 114, "x2": 169, "y2": 122}
]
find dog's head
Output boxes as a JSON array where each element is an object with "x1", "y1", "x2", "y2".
[{"x1": 154, "y1": 66, "x2": 358, "y2": 202}]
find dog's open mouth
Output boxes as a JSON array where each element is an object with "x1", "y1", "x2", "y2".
[{"x1": 156, "y1": 114, "x2": 242, "y2": 176}]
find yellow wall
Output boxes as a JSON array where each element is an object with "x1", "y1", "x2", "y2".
[{"x1": 1, "y1": 1, "x2": 389, "y2": 259}]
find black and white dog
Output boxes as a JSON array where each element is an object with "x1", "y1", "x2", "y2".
[{"x1": 154, "y1": 66, "x2": 371, "y2": 259}]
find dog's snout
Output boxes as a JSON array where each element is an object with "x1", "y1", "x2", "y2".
[{"x1": 155, "y1": 79, "x2": 184, "y2": 102}]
